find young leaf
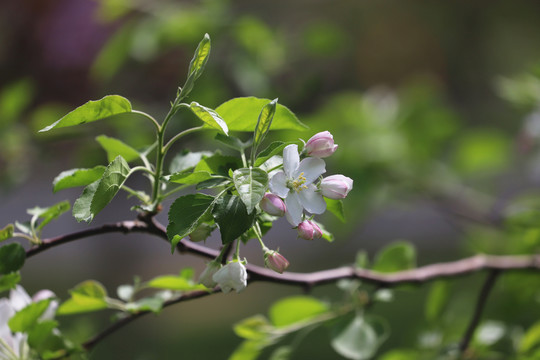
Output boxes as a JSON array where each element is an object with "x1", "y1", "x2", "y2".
[
  {"x1": 57, "y1": 280, "x2": 109, "y2": 315},
  {"x1": 372, "y1": 241, "x2": 416, "y2": 273},
  {"x1": 181, "y1": 34, "x2": 211, "y2": 97},
  {"x1": 233, "y1": 168, "x2": 268, "y2": 214},
  {"x1": 254, "y1": 141, "x2": 292, "y2": 167},
  {"x1": 325, "y1": 198, "x2": 345, "y2": 222},
  {"x1": 72, "y1": 180, "x2": 100, "y2": 222},
  {"x1": 96, "y1": 135, "x2": 140, "y2": 163},
  {"x1": 39, "y1": 95, "x2": 132, "y2": 132},
  {"x1": 167, "y1": 194, "x2": 216, "y2": 252},
  {"x1": 0, "y1": 243, "x2": 26, "y2": 274},
  {"x1": 252, "y1": 98, "x2": 278, "y2": 157},
  {"x1": 9, "y1": 299, "x2": 51, "y2": 333},
  {"x1": 234, "y1": 315, "x2": 274, "y2": 340},
  {"x1": 212, "y1": 194, "x2": 255, "y2": 244},
  {"x1": 89, "y1": 156, "x2": 131, "y2": 221},
  {"x1": 147, "y1": 275, "x2": 206, "y2": 291},
  {"x1": 52, "y1": 166, "x2": 106, "y2": 193},
  {"x1": 269, "y1": 296, "x2": 329, "y2": 328},
  {"x1": 331, "y1": 314, "x2": 389, "y2": 360},
  {"x1": 0, "y1": 224, "x2": 14, "y2": 242},
  {"x1": 190, "y1": 102, "x2": 229, "y2": 135},
  {"x1": 28, "y1": 200, "x2": 71, "y2": 231},
  {"x1": 216, "y1": 97, "x2": 307, "y2": 132}
]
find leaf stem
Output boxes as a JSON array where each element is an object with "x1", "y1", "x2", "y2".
[
  {"x1": 163, "y1": 126, "x2": 205, "y2": 153},
  {"x1": 131, "y1": 110, "x2": 161, "y2": 131}
]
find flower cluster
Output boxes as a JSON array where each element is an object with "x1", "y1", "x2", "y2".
[{"x1": 266, "y1": 131, "x2": 353, "y2": 238}]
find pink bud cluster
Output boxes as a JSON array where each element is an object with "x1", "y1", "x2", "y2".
[{"x1": 297, "y1": 220, "x2": 323, "y2": 240}]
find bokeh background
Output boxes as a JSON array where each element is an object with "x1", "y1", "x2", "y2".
[{"x1": 2, "y1": 0, "x2": 540, "y2": 358}]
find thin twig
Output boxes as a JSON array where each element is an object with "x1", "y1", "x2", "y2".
[{"x1": 458, "y1": 270, "x2": 500, "y2": 355}]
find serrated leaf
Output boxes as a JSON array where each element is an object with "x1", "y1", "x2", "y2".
[
  {"x1": 372, "y1": 241, "x2": 416, "y2": 273},
  {"x1": 167, "y1": 194, "x2": 216, "y2": 253},
  {"x1": 72, "y1": 180, "x2": 100, "y2": 222},
  {"x1": 253, "y1": 99, "x2": 278, "y2": 154},
  {"x1": 52, "y1": 166, "x2": 106, "y2": 193},
  {"x1": 147, "y1": 275, "x2": 206, "y2": 291},
  {"x1": 216, "y1": 97, "x2": 307, "y2": 132},
  {"x1": 213, "y1": 194, "x2": 255, "y2": 244},
  {"x1": 9, "y1": 299, "x2": 51, "y2": 333},
  {"x1": 0, "y1": 243, "x2": 26, "y2": 274},
  {"x1": 269, "y1": 296, "x2": 329, "y2": 328},
  {"x1": 89, "y1": 156, "x2": 131, "y2": 221},
  {"x1": 28, "y1": 200, "x2": 71, "y2": 231},
  {"x1": 96, "y1": 135, "x2": 140, "y2": 163},
  {"x1": 325, "y1": 198, "x2": 345, "y2": 222},
  {"x1": 0, "y1": 224, "x2": 14, "y2": 242},
  {"x1": 39, "y1": 95, "x2": 132, "y2": 132},
  {"x1": 233, "y1": 167, "x2": 269, "y2": 214},
  {"x1": 0, "y1": 273, "x2": 21, "y2": 292},
  {"x1": 190, "y1": 102, "x2": 228, "y2": 135}
]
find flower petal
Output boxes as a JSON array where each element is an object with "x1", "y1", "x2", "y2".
[
  {"x1": 10, "y1": 285, "x2": 31, "y2": 311},
  {"x1": 298, "y1": 184, "x2": 327, "y2": 214},
  {"x1": 283, "y1": 144, "x2": 299, "y2": 178},
  {"x1": 285, "y1": 192, "x2": 303, "y2": 226},
  {"x1": 297, "y1": 157, "x2": 326, "y2": 184},
  {"x1": 269, "y1": 171, "x2": 290, "y2": 198}
]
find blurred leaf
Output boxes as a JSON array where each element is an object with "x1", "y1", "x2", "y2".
[
  {"x1": 269, "y1": 346, "x2": 293, "y2": 360},
  {"x1": 233, "y1": 167, "x2": 269, "y2": 214},
  {"x1": 168, "y1": 170, "x2": 215, "y2": 185},
  {"x1": 229, "y1": 340, "x2": 266, "y2": 360},
  {"x1": 453, "y1": 130, "x2": 510, "y2": 176},
  {"x1": 378, "y1": 349, "x2": 419, "y2": 360},
  {"x1": 27, "y1": 319, "x2": 59, "y2": 351},
  {"x1": 58, "y1": 280, "x2": 108, "y2": 315},
  {"x1": 0, "y1": 273, "x2": 21, "y2": 292},
  {"x1": 325, "y1": 198, "x2": 345, "y2": 222},
  {"x1": 310, "y1": 220, "x2": 334, "y2": 242},
  {"x1": 0, "y1": 224, "x2": 14, "y2": 242},
  {"x1": 216, "y1": 97, "x2": 307, "y2": 132},
  {"x1": 9, "y1": 299, "x2": 51, "y2": 332},
  {"x1": 190, "y1": 102, "x2": 228, "y2": 135},
  {"x1": 167, "y1": 194, "x2": 215, "y2": 252},
  {"x1": 520, "y1": 320, "x2": 540, "y2": 354},
  {"x1": 96, "y1": 135, "x2": 140, "y2": 163},
  {"x1": 126, "y1": 297, "x2": 164, "y2": 314},
  {"x1": 39, "y1": 95, "x2": 132, "y2": 132},
  {"x1": 234, "y1": 315, "x2": 274, "y2": 340},
  {"x1": 52, "y1": 166, "x2": 106, "y2": 193},
  {"x1": 372, "y1": 241, "x2": 416, "y2": 273},
  {"x1": 0, "y1": 243, "x2": 26, "y2": 274},
  {"x1": 0, "y1": 78, "x2": 34, "y2": 127},
  {"x1": 303, "y1": 22, "x2": 347, "y2": 57},
  {"x1": 117, "y1": 285, "x2": 134, "y2": 302},
  {"x1": 147, "y1": 275, "x2": 205, "y2": 291},
  {"x1": 495, "y1": 75, "x2": 540, "y2": 108},
  {"x1": 355, "y1": 251, "x2": 369, "y2": 269},
  {"x1": 331, "y1": 314, "x2": 389, "y2": 360},
  {"x1": 212, "y1": 194, "x2": 255, "y2": 245},
  {"x1": 28, "y1": 200, "x2": 71, "y2": 232},
  {"x1": 269, "y1": 296, "x2": 328, "y2": 328},
  {"x1": 425, "y1": 281, "x2": 450, "y2": 322},
  {"x1": 91, "y1": 21, "x2": 135, "y2": 81}
]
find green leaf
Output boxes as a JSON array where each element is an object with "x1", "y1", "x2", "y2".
[
  {"x1": 168, "y1": 170, "x2": 216, "y2": 185},
  {"x1": 0, "y1": 243, "x2": 26, "y2": 274},
  {"x1": 168, "y1": 153, "x2": 241, "y2": 185},
  {"x1": 269, "y1": 296, "x2": 329, "y2": 328},
  {"x1": 215, "y1": 133, "x2": 252, "y2": 151},
  {"x1": 181, "y1": 34, "x2": 211, "y2": 97},
  {"x1": 72, "y1": 180, "x2": 100, "y2": 222},
  {"x1": 96, "y1": 135, "x2": 140, "y2": 163},
  {"x1": 331, "y1": 314, "x2": 389, "y2": 360},
  {"x1": 252, "y1": 98, "x2": 278, "y2": 155},
  {"x1": 372, "y1": 241, "x2": 416, "y2": 273},
  {"x1": 0, "y1": 273, "x2": 21, "y2": 292},
  {"x1": 229, "y1": 340, "x2": 266, "y2": 360},
  {"x1": 310, "y1": 220, "x2": 334, "y2": 242},
  {"x1": 39, "y1": 95, "x2": 132, "y2": 132},
  {"x1": 28, "y1": 200, "x2": 71, "y2": 231},
  {"x1": 520, "y1": 320, "x2": 540, "y2": 354},
  {"x1": 378, "y1": 349, "x2": 420, "y2": 360},
  {"x1": 126, "y1": 297, "x2": 164, "y2": 314},
  {"x1": 0, "y1": 224, "x2": 14, "y2": 242},
  {"x1": 212, "y1": 194, "x2": 255, "y2": 244},
  {"x1": 425, "y1": 281, "x2": 450, "y2": 322},
  {"x1": 190, "y1": 102, "x2": 229, "y2": 135},
  {"x1": 234, "y1": 315, "x2": 274, "y2": 341},
  {"x1": 216, "y1": 97, "x2": 307, "y2": 132},
  {"x1": 147, "y1": 275, "x2": 206, "y2": 291},
  {"x1": 89, "y1": 156, "x2": 130, "y2": 222},
  {"x1": 58, "y1": 280, "x2": 108, "y2": 315},
  {"x1": 269, "y1": 346, "x2": 293, "y2": 360},
  {"x1": 72, "y1": 280, "x2": 108, "y2": 298},
  {"x1": 196, "y1": 178, "x2": 232, "y2": 190},
  {"x1": 233, "y1": 167, "x2": 269, "y2": 214},
  {"x1": 325, "y1": 198, "x2": 345, "y2": 222},
  {"x1": 167, "y1": 194, "x2": 216, "y2": 252},
  {"x1": 169, "y1": 150, "x2": 213, "y2": 174},
  {"x1": 254, "y1": 141, "x2": 293, "y2": 167},
  {"x1": 52, "y1": 166, "x2": 106, "y2": 193},
  {"x1": 27, "y1": 319, "x2": 59, "y2": 351},
  {"x1": 9, "y1": 299, "x2": 51, "y2": 332}
]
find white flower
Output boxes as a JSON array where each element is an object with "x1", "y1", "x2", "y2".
[
  {"x1": 212, "y1": 261, "x2": 247, "y2": 293},
  {"x1": 269, "y1": 144, "x2": 327, "y2": 226},
  {"x1": 198, "y1": 261, "x2": 222, "y2": 288}
]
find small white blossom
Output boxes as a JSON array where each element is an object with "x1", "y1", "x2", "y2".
[{"x1": 212, "y1": 261, "x2": 247, "y2": 293}]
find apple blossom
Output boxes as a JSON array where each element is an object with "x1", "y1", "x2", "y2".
[
  {"x1": 297, "y1": 220, "x2": 323, "y2": 240},
  {"x1": 198, "y1": 261, "x2": 222, "y2": 288},
  {"x1": 264, "y1": 251, "x2": 290, "y2": 274},
  {"x1": 304, "y1": 131, "x2": 338, "y2": 158},
  {"x1": 320, "y1": 175, "x2": 354, "y2": 199},
  {"x1": 260, "y1": 193, "x2": 286, "y2": 217},
  {"x1": 269, "y1": 144, "x2": 327, "y2": 226},
  {"x1": 212, "y1": 261, "x2": 247, "y2": 293}
]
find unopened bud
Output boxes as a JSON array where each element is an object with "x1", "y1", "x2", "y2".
[
  {"x1": 198, "y1": 261, "x2": 222, "y2": 288},
  {"x1": 297, "y1": 220, "x2": 323, "y2": 240},
  {"x1": 264, "y1": 251, "x2": 290, "y2": 274},
  {"x1": 304, "y1": 131, "x2": 338, "y2": 158},
  {"x1": 320, "y1": 175, "x2": 353, "y2": 199},
  {"x1": 260, "y1": 193, "x2": 286, "y2": 217}
]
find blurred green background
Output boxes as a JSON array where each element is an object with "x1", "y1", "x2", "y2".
[{"x1": 2, "y1": 0, "x2": 540, "y2": 358}]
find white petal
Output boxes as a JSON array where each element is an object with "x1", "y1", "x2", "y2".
[
  {"x1": 10, "y1": 286, "x2": 31, "y2": 311},
  {"x1": 285, "y1": 192, "x2": 303, "y2": 226},
  {"x1": 269, "y1": 171, "x2": 289, "y2": 198},
  {"x1": 283, "y1": 144, "x2": 299, "y2": 178},
  {"x1": 297, "y1": 157, "x2": 326, "y2": 184},
  {"x1": 298, "y1": 184, "x2": 327, "y2": 214},
  {"x1": 0, "y1": 299, "x2": 14, "y2": 339}
]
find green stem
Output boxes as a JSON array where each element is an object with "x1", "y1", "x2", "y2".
[
  {"x1": 233, "y1": 239, "x2": 241, "y2": 261},
  {"x1": 130, "y1": 166, "x2": 155, "y2": 176},
  {"x1": 121, "y1": 185, "x2": 150, "y2": 203},
  {"x1": 252, "y1": 223, "x2": 269, "y2": 252},
  {"x1": 160, "y1": 184, "x2": 191, "y2": 199},
  {"x1": 163, "y1": 126, "x2": 205, "y2": 153},
  {"x1": 132, "y1": 110, "x2": 161, "y2": 131}
]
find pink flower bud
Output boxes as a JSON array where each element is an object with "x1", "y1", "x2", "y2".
[
  {"x1": 297, "y1": 220, "x2": 323, "y2": 240},
  {"x1": 305, "y1": 131, "x2": 338, "y2": 158},
  {"x1": 260, "y1": 193, "x2": 286, "y2": 216},
  {"x1": 320, "y1": 175, "x2": 353, "y2": 199},
  {"x1": 264, "y1": 251, "x2": 290, "y2": 274}
]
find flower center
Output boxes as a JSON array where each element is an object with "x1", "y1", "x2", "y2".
[{"x1": 288, "y1": 172, "x2": 308, "y2": 193}]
